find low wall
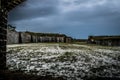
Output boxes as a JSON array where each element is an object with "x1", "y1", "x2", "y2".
[
  {"x1": 20, "y1": 32, "x2": 31, "y2": 43},
  {"x1": 7, "y1": 30, "x2": 73, "y2": 44},
  {"x1": 7, "y1": 30, "x2": 19, "y2": 44}
]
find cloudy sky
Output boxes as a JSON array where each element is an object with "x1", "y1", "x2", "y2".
[{"x1": 8, "y1": 0, "x2": 120, "y2": 39}]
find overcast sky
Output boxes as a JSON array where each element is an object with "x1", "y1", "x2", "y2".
[{"x1": 8, "y1": 0, "x2": 120, "y2": 39}]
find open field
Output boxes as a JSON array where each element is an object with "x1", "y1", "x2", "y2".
[{"x1": 7, "y1": 43, "x2": 120, "y2": 80}]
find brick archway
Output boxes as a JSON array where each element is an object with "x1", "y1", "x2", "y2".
[{"x1": 0, "y1": 0, "x2": 26, "y2": 70}]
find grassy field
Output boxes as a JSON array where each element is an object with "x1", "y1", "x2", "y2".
[{"x1": 7, "y1": 43, "x2": 120, "y2": 80}]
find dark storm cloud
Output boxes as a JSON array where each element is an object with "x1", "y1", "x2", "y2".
[
  {"x1": 8, "y1": 0, "x2": 120, "y2": 38},
  {"x1": 8, "y1": 0, "x2": 59, "y2": 22}
]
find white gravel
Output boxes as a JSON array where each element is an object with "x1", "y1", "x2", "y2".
[{"x1": 7, "y1": 43, "x2": 120, "y2": 80}]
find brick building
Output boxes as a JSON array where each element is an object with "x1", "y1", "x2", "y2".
[
  {"x1": 88, "y1": 36, "x2": 120, "y2": 46},
  {"x1": 7, "y1": 29, "x2": 73, "y2": 44}
]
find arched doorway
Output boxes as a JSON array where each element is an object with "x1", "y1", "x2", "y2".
[{"x1": 0, "y1": 0, "x2": 26, "y2": 70}]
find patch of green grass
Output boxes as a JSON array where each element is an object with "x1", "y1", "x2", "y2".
[
  {"x1": 57, "y1": 52, "x2": 77, "y2": 62},
  {"x1": 59, "y1": 45, "x2": 86, "y2": 50},
  {"x1": 7, "y1": 48, "x2": 20, "y2": 54},
  {"x1": 72, "y1": 42, "x2": 87, "y2": 45}
]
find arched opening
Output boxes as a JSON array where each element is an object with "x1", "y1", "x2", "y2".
[{"x1": 0, "y1": 0, "x2": 26, "y2": 70}]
